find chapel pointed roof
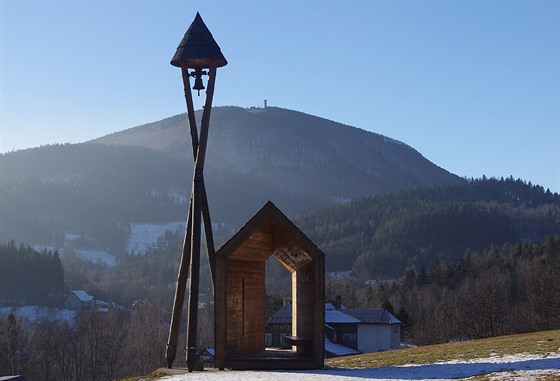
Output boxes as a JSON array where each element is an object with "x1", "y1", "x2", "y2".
[
  {"x1": 215, "y1": 201, "x2": 324, "y2": 272},
  {"x1": 171, "y1": 12, "x2": 228, "y2": 68}
]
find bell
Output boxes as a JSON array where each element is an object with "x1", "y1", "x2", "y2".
[
  {"x1": 191, "y1": 68, "x2": 205, "y2": 96},
  {"x1": 193, "y1": 75, "x2": 205, "y2": 95}
]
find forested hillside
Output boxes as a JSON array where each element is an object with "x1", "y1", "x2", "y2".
[
  {"x1": 294, "y1": 177, "x2": 560, "y2": 278},
  {"x1": 0, "y1": 143, "x2": 188, "y2": 250}
]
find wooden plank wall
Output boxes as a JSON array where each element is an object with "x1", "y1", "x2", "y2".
[
  {"x1": 312, "y1": 256, "x2": 325, "y2": 368},
  {"x1": 226, "y1": 259, "x2": 265, "y2": 355},
  {"x1": 215, "y1": 258, "x2": 226, "y2": 369},
  {"x1": 292, "y1": 262, "x2": 315, "y2": 353}
]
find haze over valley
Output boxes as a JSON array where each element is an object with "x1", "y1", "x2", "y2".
[{"x1": 1, "y1": 106, "x2": 559, "y2": 380}]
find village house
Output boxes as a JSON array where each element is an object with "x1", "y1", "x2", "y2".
[
  {"x1": 266, "y1": 300, "x2": 401, "y2": 357},
  {"x1": 64, "y1": 290, "x2": 94, "y2": 311},
  {"x1": 326, "y1": 305, "x2": 401, "y2": 353},
  {"x1": 199, "y1": 348, "x2": 215, "y2": 368}
]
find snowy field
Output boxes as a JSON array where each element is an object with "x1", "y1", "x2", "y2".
[
  {"x1": 0, "y1": 306, "x2": 76, "y2": 323},
  {"x1": 152, "y1": 352, "x2": 560, "y2": 381},
  {"x1": 127, "y1": 221, "x2": 186, "y2": 255}
]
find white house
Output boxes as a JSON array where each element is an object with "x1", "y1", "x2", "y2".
[
  {"x1": 340, "y1": 308, "x2": 401, "y2": 353},
  {"x1": 266, "y1": 302, "x2": 401, "y2": 357}
]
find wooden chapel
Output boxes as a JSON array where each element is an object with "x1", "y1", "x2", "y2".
[{"x1": 214, "y1": 201, "x2": 325, "y2": 370}]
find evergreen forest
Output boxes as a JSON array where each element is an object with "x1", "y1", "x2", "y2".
[
  {"x1": 295, "y1": 177, "x2": 560, "y2": 278},
  {"x1": 0, "y1": 242, "x2": 65, "y2": 306}
]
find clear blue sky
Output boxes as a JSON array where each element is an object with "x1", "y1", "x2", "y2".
[{"x1": 1, "y1": 1, "x2": 559, "y2": 193}]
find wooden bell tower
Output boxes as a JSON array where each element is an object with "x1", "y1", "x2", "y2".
[{"x1": 165, "y1": 12, "x2": 227, "y2": 372}]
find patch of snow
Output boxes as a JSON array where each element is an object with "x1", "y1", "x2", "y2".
[
  {"x1": 0, "y1": 306, "x2": 76, "y2": 323},
  {"x1": 126, "y1": 221, "x2": 186, "y2": 255},
  {"x1": 40, "y1": 173, "x2": 82, "y2": 186},
  {"x1": 332, "y1": 196, "x2": 351, "y2": 204},
  {"x1": 148, "y1": 351, "x2": 560, "y2": 381},
  {"x1": 325, "y1": 337, "x2": 360, "y2": 356},
  {"x1": 150, "y1": 351, "x2": 560, "y2": 381},
  {"x1": 75, "y1": 249, "x2": 117, "y2": 267},
  {"x1": 32, "y1": 245, "x2": 56, "y2": 253},
  {"x1": 65, "y1": 234, "x2": 80, "y2": 241},
  {"x1": 148, "y1": 189, "x2": 188, "y2": 204},
  {"x1": 364, "y1": 279, "x2": 398, "y2": 287},
  {"x1": 172, "y1": 192, "x2": 188, "y2": 204},
  {"x1": 325, "y1": 302, "x2": 347, "y2": 310},
  {"x1": 326, "y1": 270, "x2": 352, "y2": 279}
]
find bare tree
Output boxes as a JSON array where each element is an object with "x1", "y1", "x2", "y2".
[
  {"x1": 458, "y1": 269, "x2": 512, "y2": 338},
  {"x1": 0, "y1": 313, "x2": 35, "y2": 376},
  {"x1": 98, "y1": 308, "x2": 128, "y2": 380},
  {"x1": 72, "y1": 308, "x2": 127, "y2": 380},
  {"x1": 124, "y1": 299, "x2": 168, "y2": 376}
]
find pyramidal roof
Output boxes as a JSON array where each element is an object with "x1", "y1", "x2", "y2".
[{"x1": 171, "y1": 12, "x2": 227, "y2": 68}]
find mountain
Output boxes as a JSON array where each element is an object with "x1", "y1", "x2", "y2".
[
  {"x1": 95, "y1": 107, "x2": 457, "y2": 190},
  {"x1": 1, "y1": 106, "x2": 460, "y2": 252},
  {"x1": 92, "y1": 106, "x2": 461, "y2": 219}
]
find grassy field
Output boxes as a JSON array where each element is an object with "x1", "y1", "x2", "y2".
[
  {"x1": 325, "y1": 329, "x2": 560, "y2": 369},
  {"x1": 133, "y1": 329, "x2": 560, "y2": 380}
]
